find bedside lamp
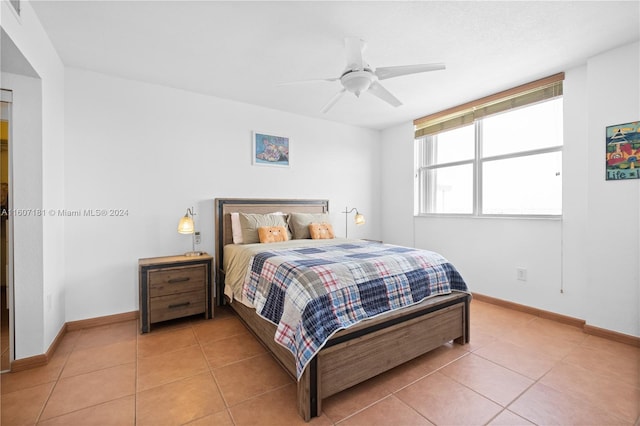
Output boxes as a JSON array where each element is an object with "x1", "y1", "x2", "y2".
[
  {"x1": 342, "y1": 206, "x2": 365, "y2": 238},
  {"x1": 178, "y1": 207, "x2": 203, "y2": 256}
]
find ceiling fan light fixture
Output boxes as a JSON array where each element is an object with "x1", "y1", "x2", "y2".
[{"x1": 341, "y1": 70, "x2": 373, "y2": 96}]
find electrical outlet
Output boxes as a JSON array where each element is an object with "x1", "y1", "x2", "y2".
[
  {"x1": 194, "y1": 231, "x2": 201, "y2": 244},
  {"x1": 516, "y1": 267, "x2": 527, "y2": 281}
]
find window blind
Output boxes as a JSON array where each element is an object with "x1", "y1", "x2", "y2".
[{"x1": 414, "y1": 72, "x2": 564, "y2": 138}]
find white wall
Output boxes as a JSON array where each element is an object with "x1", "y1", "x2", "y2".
[
  {"x1": 380, "y1": 122, "x2": 415, "y2": 248},
  {"x1": 64, "y1": 68, "x2": 381, "y2": 321},
  {"x1": 1, "y1": 1, "x2": 66, "y2": 358},
  {"x1": 584, "y1": 42, "x2": 639, "y2": 335},
  {"x1": 381, "y1": 41, "x2": 640, "y2": 337}
]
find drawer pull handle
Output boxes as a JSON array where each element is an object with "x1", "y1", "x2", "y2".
[
  {"x1": 168, "y1": 302, "x2": 191, "y2": 309},
  {"x1": 168, "y1": 277, "x2": 190, "y2": 284}
]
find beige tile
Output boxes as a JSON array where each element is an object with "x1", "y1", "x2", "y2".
[
  {"x1": 470, "y1": 303, "x2": 536, "y2": 336},
  {"x1": 143, "y1": 316, "x2": 193, "y2": 334},
  {"x1": 229, "y1": 383, "x2": 332, "y2": 426},
  {"x1": 440, "y1": 353, "x2": 534, "y2": 406},
  {"x1": 192, "y1": 316, "x2": 250, "y2": 344},
  {"x1": 338, "y1": 395, "x2": 433, "y2": 426},
  {"x1": 0, "y1": 382, "x2": 53, "y2": 425},
  {"x1": 3, "y1": 296, "x2": 636, "y2": 426},
  {"x1": 136, "y1": 372, "x2": 225, "y2": 426},
  {"x1": 419, "y1": 342, "x2": 469, "y2": 370},
  {"x1": 375, "y1": 341, "x2": 469, "y2": 394},
  {"x1": 213, "y1": 353, "x2": 292, "y2": 406},
  {"x1": 375, "y1": 353, "x2": 440, "y2": 394},
  {"x1": 40, "y1": 362, "x2": 135, "y2": 420},
  {"x1": 201, "y1": 332, "x2": 266, "y2": 368},
  {"x1": 500, "y1": 324, "x2": 581, "y2": 360},
  {"x1": 38, "y1": 395, "x2": 135, "y2": 426},
  {"x1": 61, "y1": 339, "x2": 135, "y2": 378},
  {"x1": 540, "y1": 361, "x2": 640, "y2": 423},
  {"x1": 184, "y1": 409, "x2": 234, "y2": 426},
  {"x1": 396, "y1": 372, "x2": 502, "y2": 425},
  {"x1": 522, "y1": 317, "x2": 587, "y2": 344},
  {"x1": 466, "y1": 328, "x2": 498, "y2": 352},
  {"x1": 322, "y1": 374, "x2": 391, "y2": 423},
  {"x1": 137, "y1": 327, "x2": 197, "y2": 359},
  {"x1": 565, "y1": 340, "x2": 640, "y2": 388},
  {"x1": 73, "y1": 320, "x2": 137, "y2": 350},
  {"x1": 1, "y1": 354, "x2": 65, "y2": 394},
  {"x1": 474, "y1": 339, "x2": 557, "y2": 379},
  {"x1": 53, "y1": 329, "x2": 82, "y2": 356},
  {"x1": 509, "y1": 382, "x2": 626, "y2": 425},
  {"x1": 487, "y1": 409, "x2": 535, "y2": 425},
  {"x1": 581, "y1": 334, "x2": 640, "y2": 359},
  {"x1": 137, "y1": 344, "x2": 208, "y2": 391}
]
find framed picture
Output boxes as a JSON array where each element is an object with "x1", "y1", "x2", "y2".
[
  {"x1": 252, "y1": 132, "x2": 290, "y2": 167},
  {"x1": 606, "y1": 121, "x2": 640, "y2": 180}
]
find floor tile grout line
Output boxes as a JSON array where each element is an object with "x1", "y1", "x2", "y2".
[
  {"x1": 332, "y1": 394, "x2": 393, "y2": 425},
  {"x1": 441, "y1": 331, "x2": 559, "y2": 425},
  {"x1": 532, "y1": 351, "x2": 638, "y2": 424},
  {"x1": 35, "y1": 322, "x2": 140, "y2": 424},
  {"x1": 34, "y1": 394, "x2": 136, "y2": 425},
  {"x1": 181, "y1": 320, "x2": 236, "y2": 426},
  {"x1": 32, "y1": 327, "x2": 79, "y2": 425},
  {"x1": 5, "y1": 306, "x2": 637, "y2": 425},
  {"x1": 383, "y1": 349, "x2": 472, "y2": 397},
  {"x1": 497, "y1": 330, "x2": 630, "y2": 426},
  {"x1": 195, "y1": 321, "x2": 234, "y2": 413}
]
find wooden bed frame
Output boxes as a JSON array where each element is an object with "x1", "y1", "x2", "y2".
[{"x1": 214, "y1": 198, "x2": 470, "y2": 421}]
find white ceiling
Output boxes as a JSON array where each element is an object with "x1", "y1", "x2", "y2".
[{"x1": 30, "y1": 1, "x2": 640, "y2": 130}]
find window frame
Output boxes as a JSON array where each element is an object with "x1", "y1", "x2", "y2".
[{"x1": 416, "y1": 100, "x2": 563, "y2": 218}]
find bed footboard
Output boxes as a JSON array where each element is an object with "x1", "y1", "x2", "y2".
[
  {"x1": 229, "y1": 292, "x2": 470, "y2": 421},
  {"x1": 297, "y1": 292, "x2": 469, "y2": 420}
]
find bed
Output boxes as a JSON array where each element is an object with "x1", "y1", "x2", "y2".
[{"x1": 214, "y1": 198, "x2": 470, "y2": 421}]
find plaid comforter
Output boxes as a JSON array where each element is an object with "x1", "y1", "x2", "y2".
[{"x1": 242, "y1": 241, "x2": 468, "y2": 379}]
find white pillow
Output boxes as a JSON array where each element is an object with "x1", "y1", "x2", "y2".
[{"x1": 231, "y1": 212, "x2": 243, "y2": 244}]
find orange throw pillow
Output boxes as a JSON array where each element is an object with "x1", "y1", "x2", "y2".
[
  {"x1": 309, "y1": 222, "x2": 335, "y2": 239},
  {"x1": 257, "y1": 226, "x2": 289, "y2": 243}
]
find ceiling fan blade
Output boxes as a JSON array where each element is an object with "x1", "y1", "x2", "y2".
[
  {"x1": 277, "y1": 77, "x2": 339, "y2": 86},
  {"x1": 345, "y1": 37, "x2": 365, "y2": 70},
  {"x1": 368, "y1": 81, "x2": 402, "y2": 107},
  {"x1": 320, "y1": 88, "x2": 347, "y2": 113},
  {"x1": 375, "y1": 63, "x2": 445, "y2": 80}
]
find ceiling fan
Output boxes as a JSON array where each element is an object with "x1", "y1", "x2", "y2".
[{"x1": 280, "y1": 37, "x2": 445, "y2": 113}]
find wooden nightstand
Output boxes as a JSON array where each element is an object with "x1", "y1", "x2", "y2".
[{"x1": 138, "y1": 254, "x2": 213, "y2": 333}]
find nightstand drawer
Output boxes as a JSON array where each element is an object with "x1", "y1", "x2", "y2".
[
  {"x1": 149, "y1": 265, "x2": 205, "y2": 297},
  {"x1": 149, "y1": 291, "x2": 206, "y2": 323}
]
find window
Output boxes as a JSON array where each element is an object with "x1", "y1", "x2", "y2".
[{"x1": 414, "y1": 74, "x2": 563, "y2": 217}]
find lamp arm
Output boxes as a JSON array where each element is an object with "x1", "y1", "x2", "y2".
[{"x1": 341, "y1": 206, "x2": 359, "y2": 238}]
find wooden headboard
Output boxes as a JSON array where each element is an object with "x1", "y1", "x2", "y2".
[{"x1": 214, "y1": 198, "x2": 329, "y2": 303}]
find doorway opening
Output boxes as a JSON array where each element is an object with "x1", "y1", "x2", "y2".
[{"x1": 1, "y1": 89, "x2": 13, "y2": 372}]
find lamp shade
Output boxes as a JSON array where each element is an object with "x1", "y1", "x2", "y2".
[
  {"x1": 354, "y1": 213, "x2": 365, "y2": 225},
  {"x1": 177, "y1": 215, "x2": 194, "y2": 234}
]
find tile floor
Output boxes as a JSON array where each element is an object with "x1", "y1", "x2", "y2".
[{"x1": 1, "y1": 300, "x2": 639, "y2": 425}]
